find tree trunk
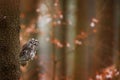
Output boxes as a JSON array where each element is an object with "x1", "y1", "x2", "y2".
[
  {"x1": 65, "y1": 0, "x2": 77, "y2": 80},
  {"x1": 92, "y1": 0, "x2": 114, "y2": 76},
  {"x1": 114, "y1": 0, "x2": 120, "y2": 79},
  {"x1": 58, "y1": 1, "x2": 67, "y2": 80},
  {"x1": 0, "y1": 0, "x2": 20, "y2": 80},
  {"x1": 74, "y1": 0, "x2": 88, "y2": 80}
]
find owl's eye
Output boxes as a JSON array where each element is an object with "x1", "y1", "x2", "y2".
[
  {"x1": 34, "y1": 43, "x2": 37, "y2": 46},
  {"x1": 30, "y1": 41, "x2": 34, "y2": 44}
]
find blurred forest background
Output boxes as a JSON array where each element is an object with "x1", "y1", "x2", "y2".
[{"x1": 19, "y1": 0, "x2": 120, "y2": 80}]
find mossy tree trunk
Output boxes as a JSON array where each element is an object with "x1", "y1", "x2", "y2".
[{"x1": 0, "y1": 0, "x2": 20, "y2": 80}]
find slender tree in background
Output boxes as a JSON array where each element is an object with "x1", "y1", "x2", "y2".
[
  {"x1": 65, "y1": 0, "x2": 76, "y2": 80},
  {"x1": 74, "y1": 0, "x2": 89, "y2": 80},
  {"x1": 92, "y1": 0, "x2": 114, "y2": 77},
  {"x1": 0, "y1": 0, "x2": 20, "y2": 80},
  {"x1": 115, "y1": 0, "x2": 120, "y2": 79},
  {"x1": 37, "y1": 0, "x2": 54, "y2": 80},
  {"x1": 55, "y1": 0, "x2": 67, "y2": 79}
]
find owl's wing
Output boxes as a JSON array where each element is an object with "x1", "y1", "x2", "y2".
[
  {"x1": 19, "y1": 50, "x2": 28, "y2": 60},
  {"x1": 19, "y1": 49, "x2": 26, "y2": 56},
  {"x1": 19, "y1": 42, "x2": 29, "y2": 57},
  {"x1": 19, "y1": 50, "x2": 28, "y2": 66}
]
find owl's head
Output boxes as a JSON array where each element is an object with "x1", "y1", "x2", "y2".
[{"x1": 29, "y1": 38, "x2": 39, "y2": 46}]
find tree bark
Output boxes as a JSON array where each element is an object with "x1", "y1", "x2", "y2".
[{"x1": 0, "y1": 0, "x2": 20, "y2": 80}]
